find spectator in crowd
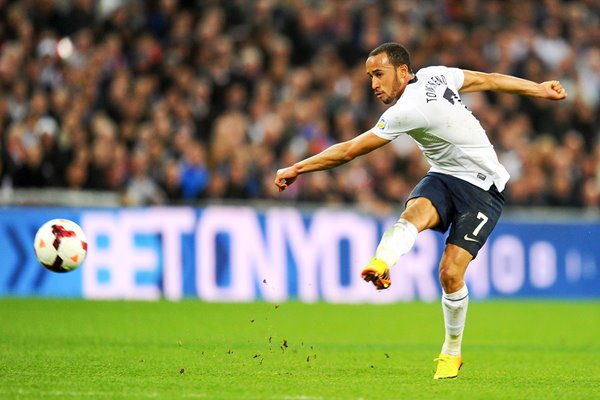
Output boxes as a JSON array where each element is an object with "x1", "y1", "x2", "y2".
[
  {"x1": 180, "y1": 139, "x2": 210, "y2": 201},
  {"x1": 0, "y1": 0, "x2": 599, "y2": 210},
  {"x1": 160, "y1": 158, "x2": 183, "y2": 203},
  {"x1": 123, "y1": 148, "x2": 165, "y2": 206}
]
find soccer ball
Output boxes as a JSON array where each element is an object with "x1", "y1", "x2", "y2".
[{"x1": 34, "y1": 219, "x2": 88, "y2": 273}]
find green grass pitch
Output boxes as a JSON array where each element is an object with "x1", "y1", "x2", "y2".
[{"x1": 0, "y1": 299, "x2": 599, "y2": 399}]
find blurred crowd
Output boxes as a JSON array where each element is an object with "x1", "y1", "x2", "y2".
[{"x1": 0, "y1": 0, "x2": 599, "y2": 212}]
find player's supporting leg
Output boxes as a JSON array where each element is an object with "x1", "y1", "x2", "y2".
[
  {"x1": 441, "y1": 285, "x2": 469, "y2": 356},
  {"x1": 434, "y1": 243, "x2": 472, "y2": 379},
  {"x1": 362, "y1": 198, "x2": 439, "y2": 289}
]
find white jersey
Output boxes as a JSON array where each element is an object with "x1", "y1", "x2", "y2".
[{"x1": 371, "y1": 65, "x2": 510, "y2": 191}]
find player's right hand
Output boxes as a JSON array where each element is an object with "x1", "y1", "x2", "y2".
[{"x1": 274, "y1": 167, "x2": 298, "y2": 192}]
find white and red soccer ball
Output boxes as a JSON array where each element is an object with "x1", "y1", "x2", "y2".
[{"x1": 33, "y1": 219, "x2": 87, "y2": 273}]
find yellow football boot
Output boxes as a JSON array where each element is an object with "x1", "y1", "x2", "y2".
[
  {"x1": 361, "y1": 258, "x2": 391, "y2": 290},
  {"x1": 433, "y1": 354, "x2": 463, "y2": 379}
]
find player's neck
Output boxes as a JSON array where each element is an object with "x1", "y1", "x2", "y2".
[{"x1": 397, "y1": 75, "x2": 416, "y2": 99}]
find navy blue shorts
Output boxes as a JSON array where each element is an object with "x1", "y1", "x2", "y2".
[{"x1": 407, "y1": 172, "x2": 505, "y2": 258}]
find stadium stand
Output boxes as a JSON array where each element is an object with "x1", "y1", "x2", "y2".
[{"x1": 0, "y1": 0, "x2": 598, "y2": 212}]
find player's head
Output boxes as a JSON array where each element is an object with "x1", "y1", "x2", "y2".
[
  {"x1": 369, "y1": 43, "x2": 413, "y2": 72},
  {"x1": 366, "y1": 43, "x2": 413, "y2": 104}
]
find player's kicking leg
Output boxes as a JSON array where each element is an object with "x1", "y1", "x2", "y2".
[
  {"x1": 361, "y1": 197, "x2": 436, "y2": 290},
  {"x1": 361, "y1": 257, "x2": 392, "y2": 290},
  {"x1": 360, "y1": 218, "x2": 418, "y2": 289}
]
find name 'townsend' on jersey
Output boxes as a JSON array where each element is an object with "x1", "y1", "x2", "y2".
[{"x1": 371, "y1": 65, "x2": 510, "y2": 192}]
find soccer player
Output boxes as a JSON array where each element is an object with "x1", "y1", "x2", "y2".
[{"x1": 274, "y1": 42, "x2": 567, "y2": 379}]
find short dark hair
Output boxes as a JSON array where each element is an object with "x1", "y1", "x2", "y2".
[{"x1": 369, "y1": 43, "x2": 413, "y2": 73}]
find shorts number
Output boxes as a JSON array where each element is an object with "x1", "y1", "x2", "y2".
[{"x1": 472, "y1": 212, "x2": 489, "y2": 236}]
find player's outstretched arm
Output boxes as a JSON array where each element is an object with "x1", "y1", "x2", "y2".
[
  {"x1": 460, "y1": 70, "x2": 567, "y2": 100},
  {"x1": 274, "y1": 131, "x2": 389, "y2": 192}
]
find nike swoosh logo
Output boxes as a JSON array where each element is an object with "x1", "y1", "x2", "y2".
[{"x1": 463, "y1": 234, "x2": 480, "y2": 243}]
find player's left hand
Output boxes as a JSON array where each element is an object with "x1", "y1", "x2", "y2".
[
  {"x1": 274, "y1": 167, "x2": 298, "y2": 192},
  {"x1": 541, "y1": 80, "x2": 567, "y2": 100}
]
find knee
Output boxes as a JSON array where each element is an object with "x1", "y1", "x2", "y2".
[
  {"x1": 439, "y1": 265, "x2": 463, "y2": 293},
  {"x1": 439, "y1": 244, "x2": 472, "y2": 293}
]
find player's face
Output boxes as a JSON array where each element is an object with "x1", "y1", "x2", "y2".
[{"x1": 365, "y1": 53, "x2": 406, "y2": 104}]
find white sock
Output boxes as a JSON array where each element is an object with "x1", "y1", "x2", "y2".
[
  {"x1": 440, "y1": 285, "x2": 469, "y2": 356},
  {"x1": 375, "y1": 218, "x2": 418, "y2": 267}
]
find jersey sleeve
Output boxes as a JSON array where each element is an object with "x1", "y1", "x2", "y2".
[
  {"x1": 444, "y1": 67, "x2": 465, "y2": 90},
  {"x1": 371, "y1": 104, "x2": 428, "y2": 140}
]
